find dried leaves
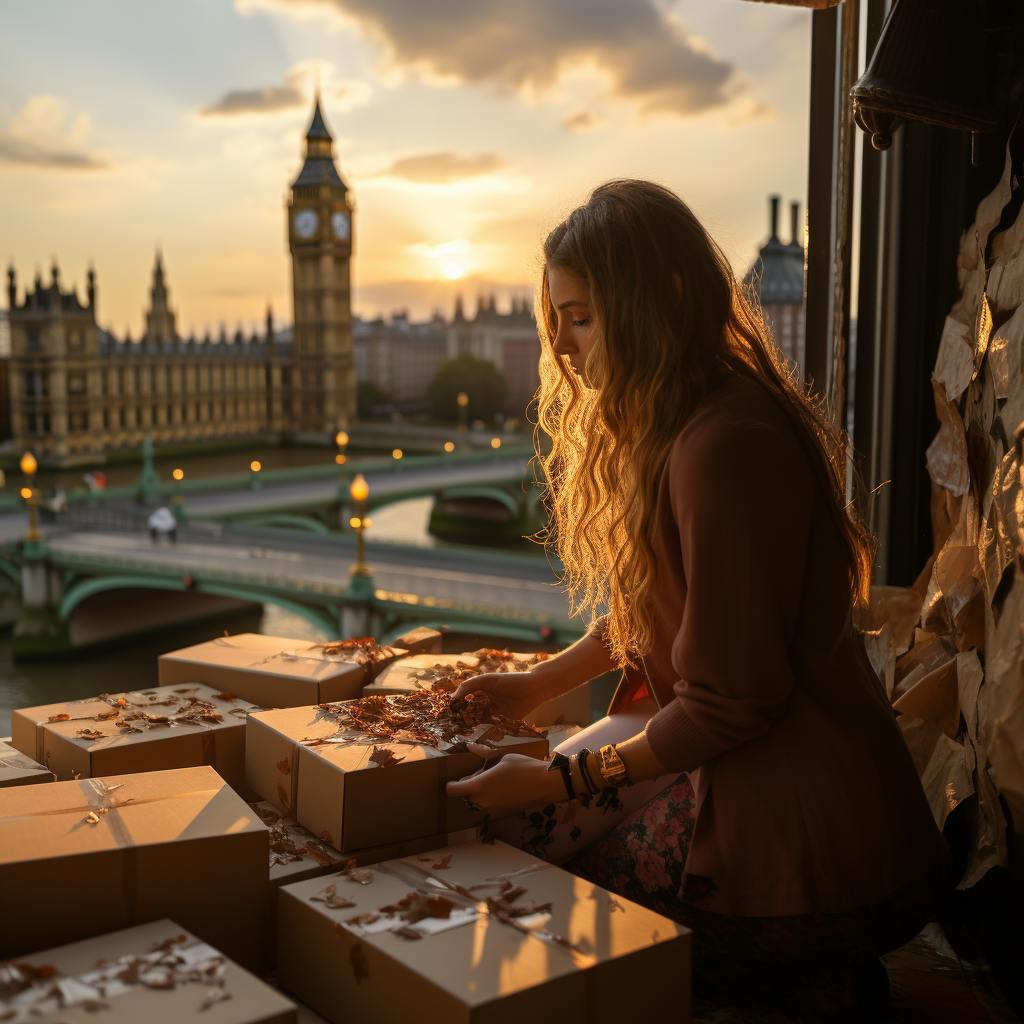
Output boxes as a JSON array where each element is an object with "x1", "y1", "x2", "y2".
[
  {"x1": 76, "y1": 729, "x2": 105, "y2": 742},
  {"x1": 378, "y1": 892, "x2": 455, "y2": 924},
  {"x1": 311, "y1": 637, "x2": 392, "y2": 668},
  {"x1": 0, "y1": 934, "x2": 230, "y2": 1016},
  {"x1": 312, "y1": 884, "x2": 357, "y2": 910},
  {"x1": 311, "y1": 687, "x2": 542, "y2": 755},
  {"x1": 368, "y1": 746, "x2": 404, "y2": 768}
]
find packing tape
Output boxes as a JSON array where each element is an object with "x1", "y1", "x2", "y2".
[
  {"x1": 0, "y1": 935, "x2": 226, "y2": 1024},
  {"x1": 0, "y1": 754, "x2": 45, "y2": 772}
]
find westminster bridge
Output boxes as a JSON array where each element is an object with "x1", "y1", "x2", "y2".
[{"x1": 0, "y1": 446, "x2": 582, "y2": 658}]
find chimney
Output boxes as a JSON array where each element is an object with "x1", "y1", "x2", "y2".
[
  {"x1": 768, "y1": 194, "x2": 781, "y2": 242},
  {"x1": 790, "y1": 201, "x2": 801, "y2": 247}
]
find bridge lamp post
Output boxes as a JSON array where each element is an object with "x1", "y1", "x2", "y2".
[
  {"x1": 490, "y1": 437, "x2": 502, "y2": 451},
  {"x1": 19, "y1": 451, "x2": 39, "y2": 543},
  {"x1": 249, "y1": 459, "x2": 262, "y2": 490},
  {"x1": 443, "y1": 440, "x2": 455, "y2": 454},
  {"x1": 456, "y1": 391, "x2": 469, "y2": 433},
  {"x1": 335, "y1": 430, "x2": 348, "y2": 467},
  {"x1": 391, "y1": 448, "x2": 403, "y2": 462},
  {"x1": 349, "y1": 473, "x2": 371, "y2": 577}
]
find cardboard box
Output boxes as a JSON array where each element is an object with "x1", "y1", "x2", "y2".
[
  {"x1": 390, "y1": 625, "x2": 443, "y2": 654},
  {"x1": 246, "y1": 703, "x2": 548, "y2": 852},
  {"x1": 36, "y1": 684, "x2": 261, "y2": 790},
  {"x1": 277, "y1": 839, "x2": 692, "y2": 1024},
  {"x1": 0, "y1": 766, "x2": 268, "y2": 970},
  {"x1": 253, "y1": 801, "x2": 451, "y2": 887},
  {"x1": 11, "y1": 696, "x2": 126, "y2": 763},
  {"x1": 0, "y1": 736, "x2": 54, "y2": 788},
  {"x1": 366, "y1": 650, "x2": 593, "y2": 727},
  {"x1": 158, "y1": 633, "x2": 405, "y2": 709},
  {"x1": 0, "y1": 919, "x2": 296, "y2": 1023}
]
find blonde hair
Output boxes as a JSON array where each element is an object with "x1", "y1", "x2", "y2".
[{"x1": 533, "y1": 179, "x2": 874, "y2": 667}]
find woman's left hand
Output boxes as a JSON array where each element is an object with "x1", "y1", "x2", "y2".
[{"x1": 446, "y1": 742, "x2": 564, "y2": 817}]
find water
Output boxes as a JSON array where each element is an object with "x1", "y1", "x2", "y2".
[{"x1": 0, "y1": 603, "x2": 328, "y2": 738}]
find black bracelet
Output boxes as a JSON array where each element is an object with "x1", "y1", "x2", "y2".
[
  {"x1": 577, "y1": 748, "x2": 600, "y2": 796},
  {"x1": 545, "y1": 751, "x2": 575, "y2": 800}
]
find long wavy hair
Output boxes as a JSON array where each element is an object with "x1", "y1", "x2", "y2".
[{"x1": 534, "y1": 179, "x2": 874, "y2": 667}]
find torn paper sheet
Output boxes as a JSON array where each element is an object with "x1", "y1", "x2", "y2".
[
  {"x1": 920, "y1": 732, "x2": 976, "y2": 830},
  {"x1": 926, "y1": 378, "x2": 971, "y2": 497},
  {"x1": 933, "y1": 317, "x2": 976, "y2": 403},
  {"x1": 894, "y1": 656, "x2": 961, "y2": 738}
]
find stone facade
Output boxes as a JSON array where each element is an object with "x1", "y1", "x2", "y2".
[{"x1": 4, "y1": 96, "x2": 352, "y2": 465}]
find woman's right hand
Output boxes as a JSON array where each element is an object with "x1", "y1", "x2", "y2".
[{"x1": 451, "y1": 671, "x2": 549, "y2": 722}]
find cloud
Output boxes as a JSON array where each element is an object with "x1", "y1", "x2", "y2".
[
  {"x1": 201, "y1": 81, "x2": 305, "y2": 116},
  {"x1": 562, "y1": 111, "x2": 605, "y2": 133},
  {"x1": 247, "y1": 0, "x2": 738, "y2": 117},
  {"x1": 0, "y1": 95, "x2": 107, "y2": 170},
  {"x1": 379, "y1": 151, "x2": 505, "y2": 183}
]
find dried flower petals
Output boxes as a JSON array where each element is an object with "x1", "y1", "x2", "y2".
[
  {"x1": 47, "y1": 713, "x2": 71, "y2": 723},
  {"x1": 431, "y1": 853, "x2": 453, "y2": 870},
  {"x1": 378, "y1": 892, "x2": 455, "y2": 924},
  {"x1": 83, "y1": 811, "x2": 101, "y2": 825},
  {"x1": 76, "y1": 729, "x2": 105, "y2": 742}
]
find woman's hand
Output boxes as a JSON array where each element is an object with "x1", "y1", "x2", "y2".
[
  {"x1": 451, "y1": 671, "x2": 547, "y2": 721},
  {"x1": 446, "y1": 742, "x2": 564, "y2": 816}
]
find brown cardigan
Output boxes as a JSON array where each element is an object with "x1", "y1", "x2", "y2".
[{"x1": 606, "y1": 372, "x2": 947, "y2": 919}]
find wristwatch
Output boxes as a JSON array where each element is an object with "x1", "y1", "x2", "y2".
[{"x1": 596, "y1": 743, "x2": 630, "y2": 787}]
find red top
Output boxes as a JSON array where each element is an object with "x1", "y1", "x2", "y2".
[{"x1": 607, "y1": 372, "x2": 947, "y2": 918}]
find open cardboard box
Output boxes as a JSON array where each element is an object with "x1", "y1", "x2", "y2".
[
  {"x1": 0, "y1": 919, "x2": 296, "y2": 1023},
  {"x1": 276, "y1": 839, "x2": 691, "y2": 1024},
  {"x1": 35, "y1": 684, "x2": 260, "y2": 791},
  {"x1": 158, "y1": 633, "x2": 405, "y2": 708},
  {"x1": 246, "y1": 704, "x2": 548, "y2": 852},
  {"x1": 0, "y1": 735, "x2": 54, "y2": 788},
  {"x1": 366, "y1": 651, "x2": 593, "y2": 728},
  {"x1": 0, "y1": 766, "x2": 269, "y2": 971}
]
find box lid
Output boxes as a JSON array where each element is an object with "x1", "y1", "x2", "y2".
[
  {"x1": 0, "y1": 919, "x2": 295, "y2": 1023},
  {"x1": 159, "y1": 633, "x2": 395, "y2": 684},
  {"x1": 0, "y1": 766, "x2": 266, "y2": 867}
]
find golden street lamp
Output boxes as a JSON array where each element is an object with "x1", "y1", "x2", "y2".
[
  {"x1": 349, "y1": 473, "x2": 371, "y2": 576},
  {"x1": 490, "y1": 437, "x2": 502, "y2": 450},
  {"x1": 171, "y1": 467, "x2": 185, "y2": 510},
  {"x1": 249, "y1": 459, "x2": 262, "y2": 489},
  {"x1": 443, "y1": 440, "x2": 455, "y2": 453},
  {"x1": 391, "y1": 448, "x2": 403, "y2": 461},
  {"x1": 19, "y1": 451, "x2": 39, "y2": 542},
  {"x1": 456, "y1": 391, "x2": 469, "y2": 433},
  {"x1": 335, "y1": 430, "x2": 349, "y2": 466}
]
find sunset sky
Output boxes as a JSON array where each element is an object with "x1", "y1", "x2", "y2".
[{"x1": 1, "y1": 0, "x2": 810, "y2": 337}]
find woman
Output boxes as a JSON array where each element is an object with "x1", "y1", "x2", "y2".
[{"x1": 446, "y1": 180, "x2": 948, "y2": 1018}]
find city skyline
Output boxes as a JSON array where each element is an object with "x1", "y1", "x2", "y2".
[{"x1": 1, "y1": 0, "x2": 810, "y2": 336}]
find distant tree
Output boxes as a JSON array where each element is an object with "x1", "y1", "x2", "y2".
[
  {"x1": 427, "y1": 357, "x2": 507, "y2": 423},
  {"x1": 357, "y1": 380, "x2": 391, "y2": 419}
]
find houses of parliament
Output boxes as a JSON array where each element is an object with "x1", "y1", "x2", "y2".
[{"x1": 4, "y1": 97, "x2": 358, "y2": 466}]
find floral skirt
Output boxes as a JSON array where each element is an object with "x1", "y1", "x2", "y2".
[{"x1": 485, "y1": 707, "x2": 932, "y2": 1019}]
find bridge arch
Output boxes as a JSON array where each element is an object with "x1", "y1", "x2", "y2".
[
  {"x1": 58, "y1": 574, "x2": 339, "y2": 638},
  {"x1": 435, "y1": 485, "x2": 519, "y2": 516},
  {"x1": 231, "y1": 513, "x2": 331, "y2": 536}
]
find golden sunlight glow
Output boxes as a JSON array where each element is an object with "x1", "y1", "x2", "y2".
[
  {"x1": 19, "y1": 486, "x2": 32, "y2": 500},
  {"x1": 350, "y1": 472, "x2": 369, "y2": 503},
  {"x1": 19, "y1": 452, "x2": 37, "y2": 476},
  {"x1": 443, "y1": 440, "x2": 455, "y2": 453},
  {"x1": 392, "y1": 448, "x2": 403, "y2": 460},
  {"x1": 490, "y1": 437, "x2": 502, "y2": 449},
  {"x1": 171, "y1": 467, "x2": 185, "y2": 482},
  {"x1": 249, "y1": 459, "x2": 262, "y2": 473},
  {"x1": 410, "y1": 240, "x2": 470, "y2": 281}
]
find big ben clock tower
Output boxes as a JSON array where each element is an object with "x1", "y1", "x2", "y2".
[{"x1": 287, "y1": 94, "x2": 355, "y2": 434}]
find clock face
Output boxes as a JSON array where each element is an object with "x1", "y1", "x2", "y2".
[
  {"x1": 332, "y1": 211, "x2": 351, "y2": 242},
  {"x1": 293, "y1": 208, "x2": 319, "y2": 239}
]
